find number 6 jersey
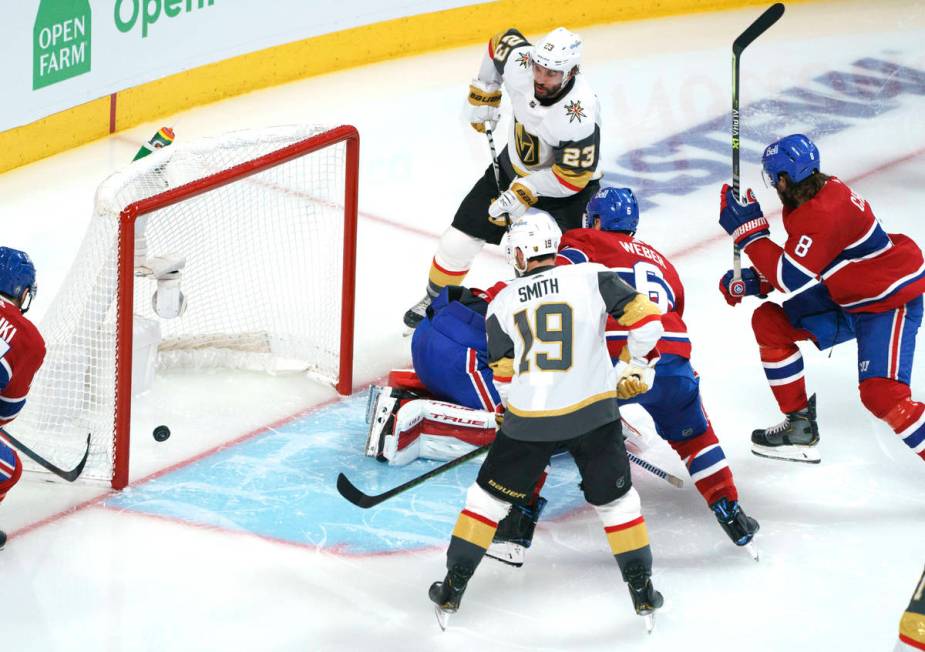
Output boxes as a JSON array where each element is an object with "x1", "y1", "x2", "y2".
[
  {"x1": 557, "y1": 228, "x2": 690, "y2": 362},
  {"x1": 486, "y1": 263, "x2": 662, "y2": 442}
]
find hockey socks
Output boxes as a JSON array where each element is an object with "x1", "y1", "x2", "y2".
[
  {"x1": 752, "y1": 302, "x2": 815, "y2": 413},
  {"x1": 860, "y1": 378, "x2": 925, "y2": 462},
  {"x1": 884, "y1": 397, "x2": 925, "y2": 461},
  {"x1": 760, "y1": 345, "x2": 808, "y2": 414},
  {"x1": 667, "y1": 425, "x2": 736, "y2": 505},
  {"x1": 426, "y1": 227, "x2": 483, "y2": 298},
  {"x1": 594, "y1": 488, "x2": 653, "y2": 579},
  {"x1": 0, "y1": 444, "x2": 22, "y2": 502},
  {"x1": 445, "y1": 484, "x2": 510, "y2": 574}
]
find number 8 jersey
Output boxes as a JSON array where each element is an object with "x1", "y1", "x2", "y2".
[{"x1": 486, "y1": 263, "x2": 662, "y2": 442}]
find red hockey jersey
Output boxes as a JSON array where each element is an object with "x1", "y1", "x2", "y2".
[
  {"x1": 0, "y1": 296, "x2": 46, "y2": 425},
  {"x1": 556, "y1": 229, "x2": 691, "y2": 360},
  {"x1": 745, "y1": 177, "x2": 925, "y2": 313}
]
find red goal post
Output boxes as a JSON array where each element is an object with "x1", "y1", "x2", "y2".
[
  {"x1": 112, "y1": 125, "x2": 359, "y2": 488},
  {"x1": 15, "y1": 125, "x2": 359, "y2": 489}
]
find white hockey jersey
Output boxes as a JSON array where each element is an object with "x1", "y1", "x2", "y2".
[
  {"x1": 486, "y1": 263, "x2": 662, "y2": 441},
  {"x1": 476, "y1": 28, "x2": 602, "y2": 200}
]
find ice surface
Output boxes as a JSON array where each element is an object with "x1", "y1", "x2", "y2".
[{"x1": 0, "y1": 1, "x2": 923, "y2": 649}]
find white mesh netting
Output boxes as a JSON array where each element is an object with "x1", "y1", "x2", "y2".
[{"x1": 13, "y1": 125, "x2": 351, "y2": 484}]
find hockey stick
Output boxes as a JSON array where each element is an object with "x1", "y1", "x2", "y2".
[
  {"x1": 484, "y1": 125, "x2": 512, "y2": 229},
  {"x1": 729, "y1": 2, "x2": 785, "y2": 297},
  {"x1": 338, "y1": 438, "x2": 682, "y2": 508},
  {"x1": 0, "y1": 427, "x2": 91, "y2": 482},
  {"x1": 627, "y1": 451, "x2": 684, "y2": 488},
  {"x1": 337, "y1": 444, "x2": 491, "y2": 509}
]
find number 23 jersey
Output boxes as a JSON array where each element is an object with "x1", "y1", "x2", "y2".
[{"x1": 485, "y1": 263, "x2": 661, "y2": 441}]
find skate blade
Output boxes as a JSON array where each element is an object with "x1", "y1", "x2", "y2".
[
  {"x1": 642, "y1": 612, "x2": 655, "y2": 634},
  {"x1": 751, "y1": 443, "x2": 821, "y2": 464},
  {"x1": 402, "y1": 326, "x2": 415, "y2": 338},
  {"x1": 434, "y1": 605, "x2": 452, "y2": 631},
  {"x1": 744, "y1": 540, "x2": 759, "y2": 562}
]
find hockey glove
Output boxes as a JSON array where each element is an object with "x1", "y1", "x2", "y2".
[
  {"x1": 719, "y1": 267, "x2": 773, "y2": 306},
  {"x1": 719, "y1": 184, "x2": 769, "y2": 248},
  {"x1": 468, "y1": 79, "x2": 502, "y2": 133},
  {"x1": 617, "y1": 358, "x2": 656, "y2": 400},
  {"x1": 489, "y1": 180, "x2": 537, "y2": 224}
]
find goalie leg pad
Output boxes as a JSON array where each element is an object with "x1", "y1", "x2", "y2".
[{"x1": 382, "y1": 399, "x2": 498, "y2": 465}]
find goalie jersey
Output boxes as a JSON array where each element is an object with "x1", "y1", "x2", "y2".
[
  {"x1": 477, "y1": 28, "x2": 602, "y2": 199},
  {"x1": 557, "y1": 228, "x2": 691, "y2": 361},
  {"x1": 486, "y1": 263, "x2": 662, "y2": 442}
]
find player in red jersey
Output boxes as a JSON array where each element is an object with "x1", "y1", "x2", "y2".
[
  {"x1": 718, "y1": 133, "x2": 925, "y2": 464},
  {"x1": 0, "y1": 247, "x2": 46, "y2": 549},
  {"x1": 558, "y1": 187, "x2": 759, "y2": 553}
]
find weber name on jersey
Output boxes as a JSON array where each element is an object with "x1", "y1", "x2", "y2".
[
  {"x1": 479, "y1": 28, "x2": 602, "y2": 199},
  {"x1": 558, "y1": 228, "x2": 692, "y2": 361},
  {"x1": 486, "y1": 263, "x2": 662, "y2": 441}
]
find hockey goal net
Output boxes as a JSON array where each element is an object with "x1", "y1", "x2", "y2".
[{"x1": 13, "y1": 124, "x2": 358, "y2": 489}]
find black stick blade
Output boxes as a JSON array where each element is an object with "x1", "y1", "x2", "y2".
[
  {"x1": 60, "y1": 433, "x2": 91, "y2": 482},
  {"x1": 336, "y1": 472, "x2": 378, "y2": 508},
  {"x1": 733, "y1": 3, "x2": 785, "y2": 55}
]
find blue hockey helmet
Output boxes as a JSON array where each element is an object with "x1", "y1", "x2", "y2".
[
  {"x1": 761, "y1": 134, "x2": 820, "y2": 187},
  {"x1": 0, "y1": 246, "x2": 37, "y2": 312},
  {"x1": 584, "y1": 186, "x2": 639, "y2": 233}
]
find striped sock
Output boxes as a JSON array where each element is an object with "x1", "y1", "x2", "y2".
[
  {"x1": 885, "y1": 399, "x2": 925, "y2": 461},
  {"x1": 427, "y1": 258, "x2": 468, "y2": 299},
  {"x1": 669, "y1": 426, "x2": 736, "y2": 505},
  {"x1": 760, "y1": 345, "x2": 808, "y2": 414}
]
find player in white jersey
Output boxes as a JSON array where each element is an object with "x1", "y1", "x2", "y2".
[
  {"x1": 428, "y1": 210, "x2": 665, "y2": 632},
  {"x1": 404, "y1": 26, "x2": 603, "y2": 329}
]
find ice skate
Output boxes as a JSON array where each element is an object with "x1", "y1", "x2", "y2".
[
  {"x1": 711, "y1": 497, "x2": 760, "y2": 560},
  {"x1": 625, "y1": 563, "x2": 663, "y2": 634},
  {"x1": 429, "y1": 565, "x2": 472, "y2": 631},
  {"x1": 402, "y1": 294, "x2": 432, "y2": 334},
  {"x1": 751, "y1": 394, "x2": 820, "y2": 464},
  {"x1": 486, "y1": 497, "x2": 546, "y2": 568},
  {"x1": 0, "y1": 529, "x2": 6, "y2": 551}
]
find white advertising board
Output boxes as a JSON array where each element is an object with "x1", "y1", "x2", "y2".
[{"x1": 1, "y1": 0, "x2": 485, "y2": 131}]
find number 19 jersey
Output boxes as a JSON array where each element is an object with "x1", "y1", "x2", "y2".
[{"x1": 486, "y1": 262, "x2": 644, "y2": 442}]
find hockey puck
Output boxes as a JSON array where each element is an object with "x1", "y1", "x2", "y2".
[{"x1": 153, "y1": 425, "x2": 171, "y2": 442}]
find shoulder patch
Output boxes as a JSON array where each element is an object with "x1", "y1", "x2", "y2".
[{"x1": 564, "y1": 99, "x2": 587, "y2": 124}]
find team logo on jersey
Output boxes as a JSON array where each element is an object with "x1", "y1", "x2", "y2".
[
  {"x1": 564, "y1": 99, "x2": 586, "y2": 123},
  {"x1": 516, "y1": 52, "x2": 530, "y2": 68},
  {"x1": 514, "y1": 120, "x2": 540, "y2": 166}
]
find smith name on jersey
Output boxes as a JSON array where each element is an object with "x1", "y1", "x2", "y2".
[
  {"x1": 478, "y1": 28, "x2": 602, "y2": 199},
  {"x1": 486, "y1": 263, "x2": 662, "y2": 441}
]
